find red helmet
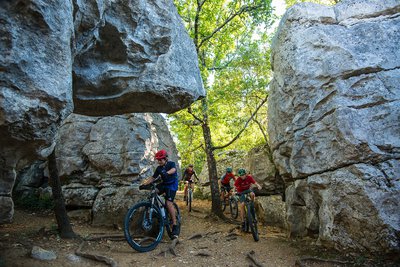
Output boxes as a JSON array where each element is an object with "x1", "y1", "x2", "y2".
[{"x1": 155, "y1": 149, "x2": 168, "y2": 160}]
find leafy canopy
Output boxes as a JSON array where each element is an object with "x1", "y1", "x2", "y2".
[{"x1": 170, "y1": 0, "x2": 275, "y2": 170}]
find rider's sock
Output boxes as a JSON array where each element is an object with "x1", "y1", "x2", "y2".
[{"x1": 172, "y1": 225, "x2": 179, "y2": 237}]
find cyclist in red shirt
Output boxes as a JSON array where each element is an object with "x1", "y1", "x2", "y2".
[
  {"x1": 234, "y1": 168, "x2": 262, "y2": 231},
  {"x1": 219, "y1": 167, "x2": 236, "y2": 201}
]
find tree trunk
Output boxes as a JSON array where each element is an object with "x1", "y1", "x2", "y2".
[
  {"x1": 201, "y1": 99, "x2": 224, "y2": 218},
  {"x1": 48, "y1": 150, "x2": 76, "y2": 238}
]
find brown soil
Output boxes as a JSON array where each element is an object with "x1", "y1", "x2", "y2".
[{"x1": 0, "y1": 194, "x2": 369, "y2": 267}]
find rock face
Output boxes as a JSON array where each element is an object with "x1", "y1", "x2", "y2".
[
  {"x1": 0, "y1": 0, "x2": 204, "y2": 223},
  {"x1": 246, "y1": 145, "x2": 284, "y2": 196},
  {"x1": 72, "y1": 0, "x2": 204, "y2": 115},
  {"x1": 268, "y1": 0, "x2": 400, "y2": 253},
  {"x1": 56, "y1": 112, "x2": 179, "y2": 225},
  {"x1": 0, "y1": 0, "x2": 74, "y2": 224}
]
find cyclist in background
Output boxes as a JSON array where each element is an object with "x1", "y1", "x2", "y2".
[
  {"x1": 219, "y1": 167, "x2": 236, "y2": 201},
  {"x1": 183, "y1": 164, "x2": 198, "y2": 201},
  {"x1": 234, "y1": 168, "x2": 262, "y2": 231}
]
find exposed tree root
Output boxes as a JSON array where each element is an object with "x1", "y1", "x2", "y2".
[
  {"x1": 84, "y1": 234, "x2": 125, "y2": 241},
  {"x1": 229, "y1": 225, "x2": 240, "y2": 233},
  {"x1": 75, "y1": 241, "x2": 118, "y2": 267},
  {"x1": 246, "y1": 250, "x2": 264, "y2": 267},
  {"x1": 295, "y1": 257, "x2": 352, "y2": 267},
  {"x1": 157, "y1": 238, "x2": 180, "y2": 257},
  {"x1": 187, "y1": 233, "x2": 203, "y2": 240},
  {"x1": 195, "y1": 250, "x2": 212, "y2": 257}
]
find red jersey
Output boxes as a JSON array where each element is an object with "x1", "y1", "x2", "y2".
[
  {"x1": 234, "y1": 175, "x2": 256, "y2": 193},
  {"x1": 221, "y1": 172, "x2": 235, "y2": 185}
]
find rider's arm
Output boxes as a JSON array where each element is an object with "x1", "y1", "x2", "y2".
[
  {"x1": 250, "y1": 175, "x2": 262, "y2": 190},
  {"x1": 254, "y1": 182, "x2": 262, "y2": 190},
  {"x1": 142, "y1": 176, "x2": 155, "y2": 185},
  {"x1": 166, "y1": 167, "x2": 176, "y2": 175}
]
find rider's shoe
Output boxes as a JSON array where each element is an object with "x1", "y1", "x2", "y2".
[{"x1": 172, "y1": 225, "x2": 179, "y2": 238}]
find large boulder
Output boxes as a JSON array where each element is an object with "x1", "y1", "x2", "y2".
[
  {"x1": 268, "y1": 0, "x2": 400, "y2": 253},
  {"x1": 56, "y1": 112, "x2": 179, "y2": 225},
  {"x1": 56, "y1": 113, "x2": 179, "y2": 180},
  {"x1": 246, "y1": 145, "x2": 284, "y2": 196},
  {"x1": 72, "y1": 0, "x2": 204, "y2": 115},
  {"x1": 1, "y1": 0, "x2": 204, "y2": 223}
]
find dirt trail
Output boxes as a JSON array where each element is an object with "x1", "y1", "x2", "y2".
[{"x1": 0, "y1": 194, "x2": 350, "y2": 267}]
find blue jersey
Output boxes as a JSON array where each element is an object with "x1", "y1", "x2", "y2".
[{"x1": 153, "y1": 161, "x2": 178, "y2": 191}]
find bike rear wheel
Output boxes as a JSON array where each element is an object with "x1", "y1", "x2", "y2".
[
  {"x1": 229, "y1": 196, "x2": 238, "y2": 219},
  {"x1": 165, "y1": 202, "x2": 181, "y2": 239},
  {"x1": 247, "y1": 202, "x2": 259, "y2": 242},
  {"x1": 124, "y1": 202, "x2": 164, "y2": 252}
]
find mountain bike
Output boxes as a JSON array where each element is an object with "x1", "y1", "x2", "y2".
[
  {"x1": 124, "y1": 177, "x2": 181, "y2": 252},
  {"x1": 240, "y1": 190, "x2": 259, "y2": 242},
  {"x1": 220, "y1": 186, "x2": 238, "y2": 219},
  {"x1": 220, "y1": 185, "x2": 230, "y2": 211},
  {"x1": 186, "y1": 180, "x2": 195, "y2": 212}
]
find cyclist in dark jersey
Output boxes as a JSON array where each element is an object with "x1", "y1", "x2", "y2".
[
  {"x1": 183, "y1": 164, "x2": 198, "y2": 201},
  {"x1": 142, "y1": 149, "x2": 180, "y2": 237}
]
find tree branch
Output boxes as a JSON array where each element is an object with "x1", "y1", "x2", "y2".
[
  {"x1": 185, "y1": 144, "x2": 204, "y2": 154},
  {"x1": 187, "y1": 106, "x2": 204, "y2": 124},
  {"x1": 194, "y1": 0, "x2": 208, "y2": 51},
  {"x1": 212, "y1": 93, "x2": 269, "y2": 150},
  {"x1": 198, "y1": 4, "x2": 262, "y2": 50}
]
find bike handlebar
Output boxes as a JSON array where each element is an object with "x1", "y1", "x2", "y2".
[{"x1": 139, "y1": 176, "x2": 162, "y2": 190}]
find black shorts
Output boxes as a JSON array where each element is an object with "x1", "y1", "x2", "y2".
[
  {"x1": 221, "y1": 184, "x2": 231, "y2": 193},
  {"x1": 156, "y1": 184, "x2": 177, "y2": 202}
]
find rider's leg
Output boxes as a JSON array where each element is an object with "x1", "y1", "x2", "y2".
[
  {"x1": 239, "y1": 202, "x2": 245, "y2": 222},
  {"x1": 239, "y1": 201, "x2": 245, "y2": 230},
  {"x1": 190, "y1": 183, "x2": 194, "y2": 192},
  {"x1": 220, "y1": 187, "x2": 225, "y2": 200},
  {"x1": 166, "y1": 200, "x2": 176, "y2": 225},
  {"x1": 183, "y1": 182, "x2": 187, "y2": 197}
]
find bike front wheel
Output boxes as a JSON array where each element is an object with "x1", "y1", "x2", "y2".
[
  {"x1": 124, "y1": 202, "x2": 164, "y2": 252},
  {"x1": 247, "y1": 202, "x2": 259, "y2": 242}
]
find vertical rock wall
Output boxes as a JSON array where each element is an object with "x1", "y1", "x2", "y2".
[
  {"x1": 0, "y1": 0, "x2": 204, "y2": 223},
  {"x1": 268, "y1": 0, "x2": 400, "y2": 252},
  {"x1": 0, "y1": 0, "x2": 74, "y2": 223}
]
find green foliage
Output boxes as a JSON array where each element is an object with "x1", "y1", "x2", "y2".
[
  {"x1": 14, "y1": 194, "x2": 54, "y2": 210},
  {"x1": 171, "y1": 0, "x2": 274, "y2": 170}
]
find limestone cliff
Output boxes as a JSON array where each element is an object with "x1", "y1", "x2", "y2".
[{"x1": 268, "y1": 0, "x2": 400, "y2": 253}]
